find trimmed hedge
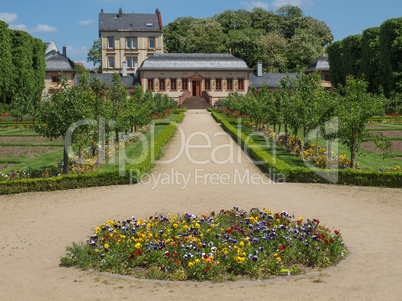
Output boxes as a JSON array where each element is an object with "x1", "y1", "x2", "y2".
[
  {"x1": 0, "y1": 113, "x2": 184, "y2": 195},
  {"x1": 211, "y1": 111, "x2": 402, "y2": 188}
]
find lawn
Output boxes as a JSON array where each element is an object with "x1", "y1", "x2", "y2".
[{"x1": 216, "y1": 112, "x2": 402, "y2": 171}]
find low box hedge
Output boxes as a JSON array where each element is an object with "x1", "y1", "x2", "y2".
[
  {"x1": 211, "y1": 110, "x2": 401, "y2": 188},
  {"x1": 0, "y1": 113, "x2": 184, "y2": 195}
]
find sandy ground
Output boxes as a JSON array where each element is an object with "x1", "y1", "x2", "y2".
[{"x1": 0, "y1": 110, "x2": 401, "y2": 301}]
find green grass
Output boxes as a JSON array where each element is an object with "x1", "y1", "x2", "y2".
[
  {"x1": 0, "y1": 128, "x2": 38, "y2": 136},
  {"x1": 368, "y1": 123, "x2": 402, "y2": 131},
  {"x1": 240, "y1": 126, "x2": 309, "y2": 168},
  {"x1": 1, "y1": 148, "x2": 64, "y2": 174},
  {"x1": 0, "y1": 158, "x2": 24, "y2": 164},
  {"x1": 316, "y1": 139, "x2": 401, "y2": 170},
  {"x1": 99, "y1": 125, "x2": 168, "y2": 172},
  {"x1": 218, "y1": 113, "x2": 402, "y2": 171},
  {"x1": 0, "y1": 142, "x2": 64, "y2": 147}
]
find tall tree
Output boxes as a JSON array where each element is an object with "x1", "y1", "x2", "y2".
[
  {"x1": 255, "y1": 31, "x2": 288, "y2": 73},
  {"x1": 327, "y1": 41, "x2": 344, "y2": 87},
  {"x1": 0, "y1": 21, "x2": 13, "y2": 104},
  {"x1": 379, "y1": 17, "x2": 402, "y2": 97},
  {"x1": 8, "y1": 30, "x2": 36, "y2": 119},
  {"x1": 342, "y1": 34, "x2": 362, "y2": 79},
  {"x1": 360, "y1": 27, "x2": 380, "y2": 94}
]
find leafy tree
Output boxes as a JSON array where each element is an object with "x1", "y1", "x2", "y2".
[
  {"x1": 34, "y1": 78, "x2": 87, "y2": 174},
  {"x1": 360, "y1": 27, "x2": 380, "y2": 94},
  {"x1": 327, "y1": 41, "x2": 344, "y2": 87},
  {"x1": 163, "y1": 17, "x2": 195, "y2": 53},
  {"x1": 254, "y1": 31, "x2": 288, "y2": 72},
  {"x1": 183, "y1": 18, "x2": 227, "y2": 53},
  {"x1": 227, "y1": 28, "x2": 265, "y2": 69},
  {"x1": 87, "y1": 39, "x2": 101, "y2": 71},
  {"x1": 0, "y1": 21, "x2": 13, "y2": 105},
  {"x1": 31, "y1": 38, "x2": 46, "y2": 123},
  {"x1": 164, "y1": 6, "x2": 333, "y2": 73},
  {"x1": 341, "y1": 34, "x2": 362, "y2": 79},
  {"x1": 379, "y1": 17, "x2": 402, "y2": 97},
  {"x1": 336, "y1": 76, "x2": 383, "y2": 168},
  {"x1": 214, "y1": 10, "x2": 252, "y2": 34},
  {"x1": 8, "y1": 30, "x2": 36, "y2": 120},
  {"x1": 286, "y1": 28, "x2": 323, "y2": 71}
]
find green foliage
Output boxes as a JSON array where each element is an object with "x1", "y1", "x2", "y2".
[
  {"x1": 328, "y1": 16, "x2": 402, "y2": 97},
  {"x1": 0, "y1": 21, "x2": 13, "y2": 105},
  {"x1": 327, "y1": 41, "x2": 344, "y2": 87},
  {"x1": 337, "y1": 76, "x2": 383, "y2": 168},
  {"x1": 164, "y1": 6, "x2": 333, "y2": 73},
  {"x1": 87, "y1": 38, "x2": 101, "y2": 70},
  {"x1": 211, "y1": 110, "x2": 402, "y2": 188},
  {"x1": 0, "y1": 113, "x2": 184, "y2": 195},
  {"x1": 341, "y1": 34, "x2": 362, "y2": 79},
  {"x1": 361, "y1": 27, "x2": 380, "y2": 93}
]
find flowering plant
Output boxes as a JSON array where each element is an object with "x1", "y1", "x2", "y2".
[{"x1": 61, "y1": 207, "x2": 347, "y2": 281}]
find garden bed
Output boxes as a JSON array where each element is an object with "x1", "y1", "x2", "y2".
[
  {"x1": 61, "y1": 207, "x2": 347, "y2": 281},
  {"x1": 361, "y1": 140, "x2": 402, "y2": 153}
]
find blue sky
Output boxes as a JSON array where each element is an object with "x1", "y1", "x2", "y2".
[{"x1": 1, "y1": 0, "x2": 401, "y2": 69}]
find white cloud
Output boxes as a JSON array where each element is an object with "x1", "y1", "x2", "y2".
[
  {"x1": 66, "y1": 46, "x2": 89, "y2": 56},
  {"x1": 78, "y1": 19, "x2": 95, "y2": 26},
  {"x1": 240, "y1": 1, "x2": 270, "y2": 11},
  {"x1": 9, "y1": 23, "x2": 58, "y2": 33},
  {"x1": 272, "y1": 0, "x2": 314, "y2": 8},
  {"x1": 0, "y1": 12, "x2": 17, "y2": 23}
]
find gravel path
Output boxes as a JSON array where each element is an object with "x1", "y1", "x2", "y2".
[{"x1": 0, "y1": 110, "x2": 401, "y2": 300}]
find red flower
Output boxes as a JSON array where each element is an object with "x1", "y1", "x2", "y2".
[
  {"x1": 329, "y1": 239, "x2": 334, "y2": 244},
  {"x1": 205, "y1": 267, "x2": 211, "y2": 272},
  {"x1": 324, "y1": 239, "x2": 329, "y2": 244},
  {"x1": 334, "y1": 230, "x2": 340, "y2": 236}
]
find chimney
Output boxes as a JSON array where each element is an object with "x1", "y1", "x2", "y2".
[
  {"x1": 119, "y1": 8, "x2": 123, "y2": 18},
  {"x1": 63, "y1": 45, "x2": 67, "y2": 57},
  {"x1": 122, "y1": 61, "x2": 127, "y2": 77},
  {"x1": 155, "y1": 9, "x2": 163, "y2": 28},
  {"x1": 257, "y1": 62, "x2": 262, "y2": 77},
  {"x1": 101, "y1": 9, "x2": 103, "y2": 14},
  {"x1": 134, "y1": 61, "x2": 138, "y2": 78}
]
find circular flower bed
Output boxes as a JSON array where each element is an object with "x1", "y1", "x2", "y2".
[{"x1": 61, "y1": 207, "x2": 347, "y2": 281}]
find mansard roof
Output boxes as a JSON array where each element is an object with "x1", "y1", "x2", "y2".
[
  {"x1": 45, "y1": 50, "x2": 75, "y2": 72},
  {"x1": 139, "y1": 53, "x2": 251, "y2": 71},
  {"x1": 249, "y1": 73, "x2": 298, "y2": 88},
  {"x1": 77, "y1": 73, "x2": 140, "y2": 89},
  {"x1": 99, "y1": 9, "x2": 162, "y2": 34},
  {"x1": 304, "y1": 54, "x2": 330, "y2": 73}
]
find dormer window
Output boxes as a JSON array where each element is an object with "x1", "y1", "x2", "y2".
[{"x1": 146, "y1": 23, "x2": 153, "y2": 27}]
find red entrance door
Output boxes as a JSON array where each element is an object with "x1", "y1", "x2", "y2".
[{"x1": 192, "y1": 80, "x2": 201, "y2": 96}]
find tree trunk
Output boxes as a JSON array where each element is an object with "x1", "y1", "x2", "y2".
[
  {"x1": 63, "y1": 144, "x2": 68, "y2": 175},
  {"x1": 350, "y1": 142, "x2": 356, "y2": 169},
  {"x1": 327, "y1": 139, "x2": 333, "y2": 162}
]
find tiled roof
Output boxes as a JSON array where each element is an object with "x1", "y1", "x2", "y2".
[
  {"x1": 99, "y1": 12, "x2": 162, "y2": 33},
  {"x1": 45, "y1": 50, "x2": 75, "y2": 72},
  {"x1": 139, "y1": 53, "x2": 251, "y2": 71},
  {"x1": 304, "y1": 55, "x2": 330, "y2": 73},
  {"x1": 76, "y1": 73, "x2": 140, "y2": 89},
  {"x1": 249, "y1": 73, "x2": 298, "y2": 88}
]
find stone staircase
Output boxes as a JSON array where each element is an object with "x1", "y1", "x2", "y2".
[{"x1": 179, "y1": 96, "x2": 212, "y2": 110}]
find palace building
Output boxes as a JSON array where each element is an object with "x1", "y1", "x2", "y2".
[{"x1": 93, "y1": 8, "x2": 331, "y2": 106}]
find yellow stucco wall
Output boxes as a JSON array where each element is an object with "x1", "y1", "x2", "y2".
[{"x1": 100, "y1": 31, "x2": 163, "y2": 74}]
